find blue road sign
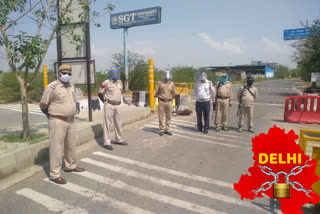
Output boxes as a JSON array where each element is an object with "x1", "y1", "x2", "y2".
[
  {"x1": 110, "y1": 7, "x2": 161, "y2": 29},
  {"x1": 283, "y1": 28, "x2": 311, "y2": 40}
]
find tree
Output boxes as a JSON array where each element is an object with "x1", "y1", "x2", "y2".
[
  {"x1": 274, "y1": 65, "x2": 289, "y2": 79},
  {"x1": 111, "y1": 51, "x2": 146, "y2": 73},
  {"x1": 292, "y1": 19, "x2": 320, "y2": 81},
  {"x1": 0, "y1": 0, "x2": 114, "y2": 139}
]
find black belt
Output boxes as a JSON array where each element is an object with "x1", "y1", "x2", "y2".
[
  {"x1": 217, "y1": 96, "x2": 230, "y2": 100},
  {"x1": 106, "y1": 100, "x2": 121, "y2": 105},
  {"x1": 159, "y1": 98, "x2": 172, "y2": 102}
]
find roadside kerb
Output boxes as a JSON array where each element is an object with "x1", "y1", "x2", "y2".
[{"x1": 0, "y1": 105, "x2": 151, "y2": 186}]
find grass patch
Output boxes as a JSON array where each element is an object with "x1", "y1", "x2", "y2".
[{"x1": 0, "y1": 132, "x2": 48, "y2": 144}]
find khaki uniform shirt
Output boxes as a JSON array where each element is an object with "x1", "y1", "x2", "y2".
[
  {"x1": 237, "y1": 85, "x2": 258, "y2": 107},
  {"x1": 99, "y1": 80, "x2": 123, "y2": 102},
  {"x1": 215, "y1": 81, "x2": 233, "y2": 103},
  {"x1": 40, "y1": 80, "x2": 77, "y2": 117},
  {"x1": 155, "y1": 81, "x2": 176, "y2": 100}
]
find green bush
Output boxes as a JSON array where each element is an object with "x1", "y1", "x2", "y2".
[
  {"x1": 171, "y1": 66, "x2": 217, "y2": 85},
  {"x1": 0, "y1": 66, "x2": 217, "y2": 102},
  {"x1": 129, "y1": 63, "x2": 149, "y2": 91},
  {"x1": 77, "y1": 72, "x2": 109, "y2": 95},
  {"x1": 0, "y1": 72, "x2": 20, "y2": 102}
]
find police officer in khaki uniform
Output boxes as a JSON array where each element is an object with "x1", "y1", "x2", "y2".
[
  {"x1": 40, "y1": 64, "x2": 85, "y2": 185},
  {"x1": 213, "y1": 73, "x2": 233, "y2": 131},
  {"x1": 98, "y1": 69, "x2": 127, "y2": 150},
  {"x1": 237, "y1": 76, "x2": 258, "y2": 133},
  {"x1": 155, "y1": 70, "x2": 176, "y2": 136}
]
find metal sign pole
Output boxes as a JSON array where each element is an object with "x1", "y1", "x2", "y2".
[
  {"x1": 86, "y1": 20, "x2": 92, "y2": 122},
  {"x1": 124, "y1": 27, "x2": 129, "y2": 92}
]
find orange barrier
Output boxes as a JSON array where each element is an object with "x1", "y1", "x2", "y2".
[{"x1": 284, "y1": 95, "x2": 320, "y2": 124}]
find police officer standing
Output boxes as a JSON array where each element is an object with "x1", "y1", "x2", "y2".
[
  {"x1": 237, "y1": 76, "x2": 258, "y2": 133},
  {"x1": 213, "y1": 73, "x2": 233, "y2": 131},
  {"x1": 98, "y1": 68, "x2": 127, "y2": 150},
  {"x1": 155, "y1": 70, "x2": 176, "y2": 136},
  {"x1": 194, "y1": 72, "x2": 215, "y2": 134},
  {"x1": 40, "y1": 64, "x2": 85, "y2": 185}
]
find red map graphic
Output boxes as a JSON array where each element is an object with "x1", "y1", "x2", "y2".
[{"x1": 234, "y1": 126, "x2": 320, "y2": 214}]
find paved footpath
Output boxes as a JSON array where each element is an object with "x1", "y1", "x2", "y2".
[{"x1": 0, "y1": 79, "x2": 320, "y2": 214}]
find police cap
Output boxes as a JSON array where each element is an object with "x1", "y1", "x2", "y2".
[{"x1": 59, "y1": 64, "x2": 72, "y2": 72}]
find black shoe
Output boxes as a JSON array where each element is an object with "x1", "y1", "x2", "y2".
[
  {"x1": 165, "y1": 131, "x2": 173, "y2": 136},
  {"x1": 159, "y1": 132, "x2": 164, "y2": 136},
  {"x1": 64, "y1": 167, "x2": 85, "y2": 173},
  {"x1": 104, "y1": 145, "x2": 114, "y2": 150},
  {"x1": 50, "y1": 177, "x2": 67, "y2": 184},
  {"x1": 114, "y1": 141, "x2": 128, "y2": 146},
  {"x1": 204, "y1": 130, "x2": 208, "y2": 134},
  {"x1": 196, "y1": 128, "x2": 202, "y2": 132}
]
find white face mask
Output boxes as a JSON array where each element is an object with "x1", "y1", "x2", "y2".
[{"x1": 60, "y1": 73, "x2": 71, "y2": 83}]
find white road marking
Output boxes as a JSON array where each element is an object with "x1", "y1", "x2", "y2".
[
  {"x1": 44, "y1": 178, "x2": 155, "y2": 214},
  {"x1": 149, "y1": 122, "x2": 250, "y2": 145},
  {"x1": 16, "y1": 188, "x2": 88, "y2": 214},
  {"x1": 292, "y1": 82, "x2": 302, "y2": 95},
  {"x1": 81, "y1": 158, "x2": 253, "y2": 208},
  {"x1": 0, "y1": 105, "x2": 43, "y2": 113},
  {"x1": 0, "y1": 104, "x2": 42, "y2": 111},
  {"x1": 191, "y1": 101, "x2": 283, "y2": 107},
  {"x1": 169, "y1": 119, "x2": 252, "y2": 137},
  {"x1": 93, "y1": 151, "x2": 233, "y2": 188},
  {"x1": 232, "y1": 102, "x2": 283, "y2": 107},
  {"x1": 0, "y1": 105, "x2": 44, "y2": 116},
  {"x1": 76, "y1": 171, "x2": 229, "y2": 214},
  {"x1": 152, "y1": 121, "x2": 251, "y2": 140},
  {"x1": 144, "y1": 125, "x2": 249, "y2": 149}
]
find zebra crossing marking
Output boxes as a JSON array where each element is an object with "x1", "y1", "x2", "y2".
[
  {"x1": 143, "y1": 125, "x2": 249, "y2": 149},
  {"x1": 44, "y1": 178, "x2": 156, "y2": 214},
  {"x1": 168, "y1": 119, "x2": 249, "y2": 136},
  {"x1": 151, "y1": 122, "x2": 248, "y2": 141},
  {"x1": 81, "y1": 158, "x2": 253, "y2": 208},
  {"x1": 145, "y1": 124, "x2": 251, "y2": 145},
  {"x1": 16, "y1": 188, "x2": 88, "y2": 214},
  {"x1": 93, "y1": 151, "x2": 233, "y2": 188},
  {"x1": 0, "y1": 104, "x2": 44, "y2": 116},
  {"x1": 75, "y1": 170, "x2": 229, "y2": 214},
  {"x1": 161, "y1": 119, "x2": 252, "y2": 139}
]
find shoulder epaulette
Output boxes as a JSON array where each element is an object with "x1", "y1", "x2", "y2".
[{"x1": 49, "y1": 81, "x2": 58, "y2": 89}]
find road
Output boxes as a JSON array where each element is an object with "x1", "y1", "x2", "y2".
[{"x1": 0, "y1": 79, "x2": 319, "y2": 214}]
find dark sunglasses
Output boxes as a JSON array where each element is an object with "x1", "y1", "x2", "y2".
[{"x1": 60, "y1": 71, "x2": 72, "y2": 76}]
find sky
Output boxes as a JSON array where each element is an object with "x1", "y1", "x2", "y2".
[{"x1": 1, "y1": 0, "x2": 320, "y2": 72}]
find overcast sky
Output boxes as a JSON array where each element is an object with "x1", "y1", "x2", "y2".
[{"x1": 1, "y1": 0, "x2": 320, "y2": 72}]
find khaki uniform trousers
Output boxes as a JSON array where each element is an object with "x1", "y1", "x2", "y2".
[
  {"x1": 158, "y1": 100, "x2": 172, "y2": 132},
  {"x1": 215, "y1": 98, "x2": 230, "y2": 127},
  {"x1": 238, "y1": 106, "x2": 254, "y2": 129},
  {"x1": 103, "y1": 103, "x2": 123, "y2": 145},
  {"x1": 49, "y1": 117, "x2": 77, "y2": 179}
]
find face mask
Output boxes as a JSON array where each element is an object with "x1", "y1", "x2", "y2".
[
  {"x1": 221, "y1": 76, "x2": 228, "y2": 84},
  {"x1": 111, "y1": 74, "x2": 118, "y2": 81},
  {"x1": 60, "y1": 73, "x2": 71, "y2": 83},
  {"x1": 247, "y1": 80, "x2": 253, "y2": 87}
]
